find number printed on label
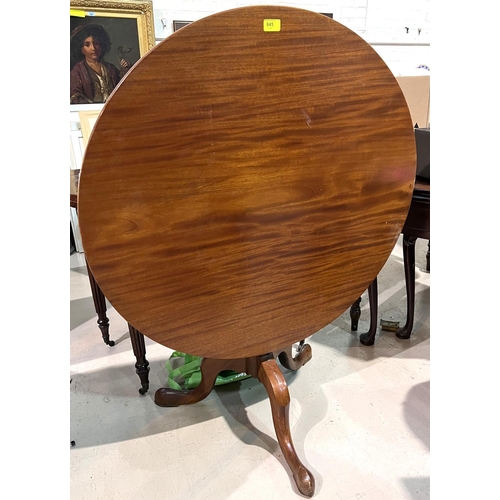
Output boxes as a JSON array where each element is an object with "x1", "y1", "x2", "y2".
[{"x1": 263, "y1": 19, "x2": 281, "y2": 32}]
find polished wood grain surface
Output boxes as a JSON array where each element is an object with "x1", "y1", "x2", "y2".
[{"x1": 78, "y1": 6, "x2": 416, "y2": 359}]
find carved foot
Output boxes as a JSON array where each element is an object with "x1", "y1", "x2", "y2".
[
  {"x1": 395, "y1": 326, "x2": 412, "y2": 339},
  {"x1": 155, "y1": 358, "x2": 246, "y2": 407},
  {"x1": 277, "y1": 341, "x2": 312, "y2": 371},
  {"x1": 86, "y1": 259, "x2": 115, "y2": 346},
  {"x1": 359, "y1": 331, "x2": 375, "y2": 346},
  {"x1": 98, "y1": 321, "x2": 114, "y2": 346},
  {"x1": 128, "y1": 324, "x2": 150, "y2": 395},
  {"x1": 137, "y1": 365, "x2": 150, "y2": 395},
  {"x1": 258, "y1": 358, "x2": 315, "y2": 497}
]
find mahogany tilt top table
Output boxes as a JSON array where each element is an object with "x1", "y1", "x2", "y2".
[{"x1": 78, "y1": 6, "x2": 416, "y2": 496}]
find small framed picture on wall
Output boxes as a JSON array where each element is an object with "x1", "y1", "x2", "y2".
[{"x1": 173, "y1": 20, "x2": 192, "y2": 32}]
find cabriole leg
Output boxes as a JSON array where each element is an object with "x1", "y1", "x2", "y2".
[
  {"x1": 257, "y1": 358, "x2": 315, "y2": 497},
  {"x1": 396, "y1": 235, "x2": 417, "y2": 339},
  {"x1": 360, "y1": 277, "x2": 378, "y2": 346}
]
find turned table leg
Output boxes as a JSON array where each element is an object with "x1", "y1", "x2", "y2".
[
  {"x1": 86, "y1": 260, "x2": 114, "y2": 346},
  {"x1": 396, "y1": 234, "x2": 417, "y2": 339},
  {"x1": 128, "y1": 324, "x2": 150, "y2": 395}
]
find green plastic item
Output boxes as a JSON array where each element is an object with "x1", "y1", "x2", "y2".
[{"x1": 165, "y1": 351, "x2": 251, "y2": 391}]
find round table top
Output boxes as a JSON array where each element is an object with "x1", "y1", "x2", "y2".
[{"x1": 78, "y1": 6, "x2": 416, "y2": 359}]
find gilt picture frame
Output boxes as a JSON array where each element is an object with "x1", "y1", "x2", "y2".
[
  {"x1": 79, "y1": 110, "x2": 102, "y2": 147},
  {"x1": 70, "y1": 0, "x2": 155, "y2": 107}
]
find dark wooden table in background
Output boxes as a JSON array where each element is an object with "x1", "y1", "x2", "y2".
[
  {"x1": 350, "y1": 177, "x2": 430, "y2": 345},
  {"x1": 71, "y1": 169, "x2": 150, "y2": 394}
]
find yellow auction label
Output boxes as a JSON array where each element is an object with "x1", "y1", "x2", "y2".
[
  {"x1": 263, "y1": 19, "x2": 281, "y2": 32},
  {"x1": 70, "y1": 9, "x2": 86, "y2": 17}
]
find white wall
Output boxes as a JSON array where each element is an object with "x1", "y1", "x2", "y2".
[{"x1": 151, "y1": 0, "x2": 430, "y2": 76}]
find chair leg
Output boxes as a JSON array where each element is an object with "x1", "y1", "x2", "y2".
[
  {"x1": 86, "y1": 260, "x2": 114, "y2": 346},
  {"x1": 359, "y1": 277, "x2": 378, "y2": 346},
  {"x1": 129, "y1": 324, "x2": 150, "y2": 395},
  {"x1": 396, "y1": 235, "x2": 417, "y2": 339},
  {"x1": 350, "y1": 297, "x2": 362, "y2": 331}
]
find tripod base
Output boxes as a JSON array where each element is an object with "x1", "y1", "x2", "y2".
[{"x1": 155, "y1": 343, "x2": 315, "y2": 497}]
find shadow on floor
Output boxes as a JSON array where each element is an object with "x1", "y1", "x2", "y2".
[
  {"x1": 70, "y1": 360, "x2": 308, "y2": 445},
  {"x1": 400, "y1": 476, "x2": 430, "y2": 500},
  {"x1": 403, "y1": 380, "x2": 430, "y2": 450},
  {"x1": 70, "y1": 296, "x2": 98, "y2": 330},
  {"x1": 71, "y1": 359, "x2": 325, "y2": 495}
]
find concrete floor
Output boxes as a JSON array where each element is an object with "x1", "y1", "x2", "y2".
[{"x1": 70, "y1": 235, "x2": 430, "y2": 500}]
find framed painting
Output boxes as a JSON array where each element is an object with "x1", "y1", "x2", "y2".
[
  {"x1": 79, "y1": 110, "x2": 101, "y2": 146},
  {"x1": 70, "y1": 0, "x2": 155, "y2": 106},
  {"x1": 173, "y1": 20, "x2": 192, "y2": 32}
]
